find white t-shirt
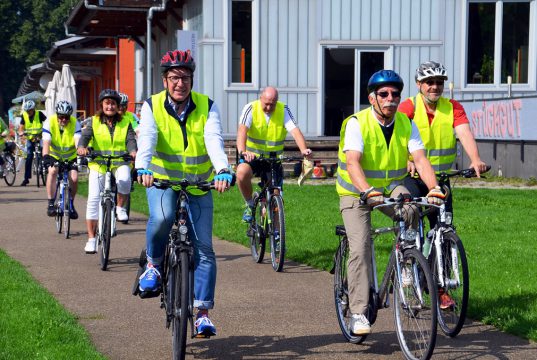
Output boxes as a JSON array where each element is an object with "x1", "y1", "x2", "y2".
[
  {"x1": 343, "y1": 109, "x2": 424, "y2": 153},
  {"x1": 239, "y1": 101, "x2": 297, "y2": 132},
  {"x1": 41, "y1": 118, "x2": 82, "y2": 142}
]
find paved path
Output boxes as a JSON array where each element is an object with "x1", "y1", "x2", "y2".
[{"x1": 1, "y1": 182, "x2": 536, "y2": 359}]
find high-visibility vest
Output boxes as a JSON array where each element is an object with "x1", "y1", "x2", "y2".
[
  {"x1": 148, "y1": 90, "x2": 213, "y2": 195},
  {"x1": 49, "y1": 115, "x2": 77, "y2": 161},
  {"x1": 88, "y1": 115, "x2": 130, "y2": 174},
  {"x1": 123, "y1": 111, "x2": 138, "y2": 130},
  {"x1": 245, "y1": 100, "x2": 287, "y2": 156},
  {"x1": 411, "y1": 95, "x2": 456, "y2": 172},
  {"x1": 336, "y1": 109, "x2": 411, "y2": 196},
  {"x1": 22, "y1": 111, "x2": 43, "y2": 139}
]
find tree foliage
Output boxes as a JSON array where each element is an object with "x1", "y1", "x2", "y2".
[{"x1": 0, "y1": 0, "x2": 76, "y2": 115}]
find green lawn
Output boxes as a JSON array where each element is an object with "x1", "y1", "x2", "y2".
[{"x1": 0, "y1": 249, "x2": 106, "y2": 360}]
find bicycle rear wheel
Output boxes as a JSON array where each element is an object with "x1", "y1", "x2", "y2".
[
  {"x1": 99, "y1": 199, "x2": 113, "y2": 271},
  {"x1": 432, "y1": 230, "x2": 469, "y2": 337},
  {"x1": 393, "y1": 248, "x2": 437, "y2": 360},
  {"x1": 269, "y1": 195, "x2": 285, "y2": 272},
  {"x1": 333, "y1": 236, "x2": 368, "y2": 344},
  {"x1": 63, "y1": 186, "x2": 71, "y2": 239},
  {"x1": 172, "y1": 250, "x2": 190, "y2": 360},
  {"x1": 249, "y1": 192, "x2": 266, "y2": 263},
  {"x1": 3, "y1": 154, "x2": 16, "y2": 186}
]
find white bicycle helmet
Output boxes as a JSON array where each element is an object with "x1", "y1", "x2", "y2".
[
  {"x1": 55, "y1": 100, "x2": 73, "y2": 116},
  {"x1": 415, "y1": 61, "x2": 448, "y2": 82},
  {"x1": 119, "y1": 92, "x2": 129, "y2": 106},
  {"x1": 22, "y1": 100, "x2": 36, "y2": 111}
]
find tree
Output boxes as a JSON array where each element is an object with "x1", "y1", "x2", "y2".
[{"x1": 0, "y1": 0, "x2": 76, "y2": 116}]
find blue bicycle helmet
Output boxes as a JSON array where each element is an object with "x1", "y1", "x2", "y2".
[{"x1": 367, "y1": 70, "x2": 404, "y2": 93}]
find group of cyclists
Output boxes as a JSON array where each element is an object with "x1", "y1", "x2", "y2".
[{"x1": 7, "y1": 49, "x2": 487, "y2": 346}]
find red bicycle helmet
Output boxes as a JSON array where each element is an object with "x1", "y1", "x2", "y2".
[{"x1": 160, "y1": 49, "x2": 196, "y2": 73}]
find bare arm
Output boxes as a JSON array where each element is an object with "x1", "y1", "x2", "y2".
[
  {"x1": 455, "y1": 123, "x2": 486, "y2": 177},
  {"x1": 42, "y1": 140, "x2": 50, "y2": 156},
  {"x1": 289, "y1": 128, "x2": 312, "y2": 157},
  {"x1": 411, "y1": 148, "x2": 438, "y2": 190}
]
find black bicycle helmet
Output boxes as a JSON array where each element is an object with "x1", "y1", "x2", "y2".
[
  {"x1": 415, "y1": 61, "x2": 448, "y2": 82},
  {"x1": 98, "y1": 89, "x2": 121, "y2": 104},
  {"x1": 55, "y1": 100, "x2": 73, "y2": 116},
  {"x1": 160, "y1": 49, "x2": 196, "y2": 73},
  {"x1": 367, "y1": 70, "x2": 404, "y2": 93}
]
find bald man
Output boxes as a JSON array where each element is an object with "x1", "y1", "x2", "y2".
[{"x1": 236, "y1": 86, "x2": 312, "y2": 222}]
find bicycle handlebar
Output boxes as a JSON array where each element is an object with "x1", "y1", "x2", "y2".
[
  {"x1": 153, "y1": 175, "x2": 236, "y2": 191},
  {"x1": 438, "y1": 165, "x2": 491, "y2": 180},
  {"x1": 373, "y1": 194, "x2": 441, "y2": 211},
  {"x1": 83, "y1": 152, "x2": 133, "y2": 162},
  {"x1": 239, "y1": 153, "x2": 306, "y2": 164}
]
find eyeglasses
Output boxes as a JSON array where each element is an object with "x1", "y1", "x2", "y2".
[
  {"x1": 375, "y1": 91, "x2": 401, "y2": 99},
  {"x1": 166, "y1": 75, "x2": 192, "y2": 85},
  {"x1": 57, "y1": 115, "x2": 70, "y2": 120},
  {"x1": 424, "y1": 79, "x2": 445, "y2": 86}
]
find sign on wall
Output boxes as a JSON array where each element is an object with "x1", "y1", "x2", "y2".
[
  {"x1": 176, "y1": 30, "x2": 198, "y2": 91},
  {"x1": 461, "y1": 96, "x2": 537, "y2": 141}
]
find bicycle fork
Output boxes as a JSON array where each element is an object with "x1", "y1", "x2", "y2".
[{"x1": 433, "y1": 228, "x2": 460, "y2": 289}]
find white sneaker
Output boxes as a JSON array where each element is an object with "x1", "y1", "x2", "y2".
[
  {"x1": 84, "y1": 238, "x2": 97, "y2": 254},
  {"x1": 350, "y1": 313, "x2": 371, "y2": 335},
  {"x1": 401, "y1": 267, "x2": 413, "y2": 287},
  {"x1": 116, "y1": 206, "x2": 128, "y2": 222}
]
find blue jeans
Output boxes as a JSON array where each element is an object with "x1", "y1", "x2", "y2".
[{"x1": 145, "y1": 187, "x2": 216, "y2": 309}]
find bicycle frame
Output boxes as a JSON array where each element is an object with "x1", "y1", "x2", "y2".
[
  {"x1": 53, "y1": 160, "x2": 72, "y2": 238},
  {"x1": 98, "y1": 167, "x2": 117, "y2": 238}
]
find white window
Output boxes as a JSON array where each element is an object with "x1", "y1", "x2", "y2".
[
  {"x1": 464, "y1": 0, "x2": 535, "y2": 88},
  {"x1": 230, "y1": 0, "x2": 254, "y2": 84}
]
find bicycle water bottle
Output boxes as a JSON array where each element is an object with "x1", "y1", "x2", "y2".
[{"x1": 422, "y1": 230, "x2": 434, "y2": 258}]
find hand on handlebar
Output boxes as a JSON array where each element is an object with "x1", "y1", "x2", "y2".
[
  {"x1": 469, "y1": 160, "x2": 488, "y2": 178},
  {"x1": 240, "y1": 150, "x2": 256, "y2": 163},
  {"x1": 137, "y1": 169, "x2": 154, "y2": 188},
  {"x1": 214, "y1": 171, "x2": 234, "y2": 193},
  {"x1": 302, "y1": 148, "x2": 313, "y2": 159},
  {"x1": 360, "y1": 187, "x2": 384, "y2": 207},
  {"x1": 426, "y1": 186, "x2": 445, "y2": 205},
  {"x1": 76, "y1": 147, "x2": 90, "y2": 157}
]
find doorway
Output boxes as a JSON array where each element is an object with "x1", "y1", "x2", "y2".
[{"x1": 324, "y1": 48, "x2": 387, "y2": 136}]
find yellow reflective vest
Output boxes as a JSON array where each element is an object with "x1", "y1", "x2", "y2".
[
  {"x1": 411, "y1": 95, "x2": 456, "y2": 172},
  {"x1": 148, "y1": 91, "x2": 213, "y2": 194},
  {"x1": 245, "y1": 100, "x2": 287, "y2": 156},
  {"x1": 88, "y1": 115, "x2": 130, "y2": 174},
  {"x1": 22, "y1": 111, "x2": 43, "y2": 140},
  {"x1": 337, "y1": 108, "x2": 411, "y2": 196},
  {"x1": 48, "y1": 115, "x2": 77, "y2": 161}
]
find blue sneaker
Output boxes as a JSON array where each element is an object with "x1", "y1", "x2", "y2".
[
  {"x1": 242, "y1": 205, "x2": 254, "y2": 223},
  {"x1": 139, "y1": 264, "x2": 161, "y2": 292},
  {"x1": 195, "y1": 313, "x2": 216, "y2": 337}
]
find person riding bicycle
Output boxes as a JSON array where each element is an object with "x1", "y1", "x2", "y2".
[
  {"x1": 0, "y1": 116, "x2": 16, "y2": 177},
  {"x1": 135, "y1": 49, "x2": 233, "y2": 337},
  {"x1": 77, "y1": 89, "x2": 137, "y2": 254},
  {"x1": 18, "y1": 100, "x2": 46, "y2": 186},
  {"x1": 399, "y1": 61, "x2": 488, "y2": 227},
  {"x1": 337, "y1": 69, "x2": 444, "y2": 336},
  {"x1": 236, "y1": 86, "x2": 312, "y2": 223},
  {"x1": 118, "y1": 92, "x2": 140, "y2": 135},
  {"x1": 42, "y1": 101, "x2": 81, "y2": 218}
]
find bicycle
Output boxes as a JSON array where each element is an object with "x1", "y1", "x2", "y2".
[
  {"x1": 332, "y1": 195, "x2": 438, "y2": 360},
  {"x1": 52, "y1": 159, "x2": 76, "y2": 239},
  {"x1": 86, "y1": 152, "x2": 132, "y2": 271},
  {"x1": 1, "y1": 145, "x2": 17, "y2": 186},
  {"x1": 246, "y1": 153, "x2": 304, "y2": 272},
  {"x1": 419, "y1": 166, "x2": 490, "y2": 337},
  {"x1": 132, "y1": 177, "x2": 234, "y2": 360},
  {"x1": 23, "y1": 132, "x2": 46, "y2": 187}
]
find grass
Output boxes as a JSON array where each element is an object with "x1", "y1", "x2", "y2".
[{"x1": 0, "y1": 249, "x2": 106, "y2": 360}]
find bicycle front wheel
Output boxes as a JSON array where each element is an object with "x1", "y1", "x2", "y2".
[
  {"x1": 39, "y1": 158, "x2": 46, "y2": 186},
  {"x1": 33, "y1": 158, "x2": 41, "y2": 188},
  {"x1": 99, "y1": 199, "x2": 113, "y2": 271},
  {"x1": 55, "y1": 186, "x2": 62, "y2": 234},
  {"x1": 333, "y1": 237, "x2": 368, "y2": 344},
  {"x1": 393, "y1": 248, "x2": 437, "y2": 360},
  {"x1": 432, "y1": 230, "x2": 469, "y2": 337},
  {"x1": 172, "y1": 250, "x2": 190, "y2": 360},
  {"x1": 269, "y1": 195, "x2": 285, "y2": 272},
  {"x1": 3, "y1": 154, "x2": 16, "y2": 186},
  {"x1": 249, "y1": 192, "x2": 266, "y2": 263},
  {"x1": 63, "y1": 186, "x2": 71, "y2": 239}
]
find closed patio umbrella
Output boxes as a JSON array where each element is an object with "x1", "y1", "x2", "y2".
[
  {"x1": 44, "y1": 71, "x2": 61, "y2": 117},
  {"x1": 57, "y1": 64, "x2": 77, "y2": 114}
]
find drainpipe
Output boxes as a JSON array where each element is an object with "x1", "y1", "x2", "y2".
[{"x1": 146, "y1": 1, "x2": 169, "y2": 96}]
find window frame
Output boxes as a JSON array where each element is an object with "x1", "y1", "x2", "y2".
[
  {"x1": 461, "y1": 0, "x2": 536, "y2": 92},
  {"x1": 224, "y1": 0, "x2": 259, "y2": 90}
]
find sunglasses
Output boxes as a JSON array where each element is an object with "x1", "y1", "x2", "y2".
[
  {"x1": 424, "y1": 79, "x2": 445, "y2": 86},
  {"x1": 375, "y1": 91, "x2": 401, "y2": 99}
]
